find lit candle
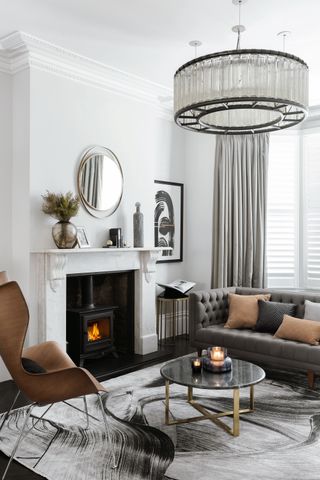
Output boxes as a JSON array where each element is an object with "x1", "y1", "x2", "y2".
[
  {"x1": 191, "y1": 358, "x2": 202, "y2": 373},
  {"x1": 211, "y1": 347, "x2": 225, "y2": 367}
]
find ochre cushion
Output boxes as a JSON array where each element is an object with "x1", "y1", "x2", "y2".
[
  {"x1": 224, "y1": 293, "x2": 271, "y2": 329},
  {"x1": 274, "y1": 314, "x2": 320, "y2": 345}
]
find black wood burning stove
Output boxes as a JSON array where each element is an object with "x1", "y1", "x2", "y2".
[
  {"x1": 67, "y1": 305, "x2": 118, "y2": 367},
  {"x1": 67, "y1": 275, "x2": 119, "y2": 366}
]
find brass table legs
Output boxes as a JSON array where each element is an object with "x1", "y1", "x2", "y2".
[{"x1": 164, "y1": 380, "x2": 255, "y2": 437}]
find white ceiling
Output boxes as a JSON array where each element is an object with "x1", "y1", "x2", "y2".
[{"x1": 1, "y1": 0, "x2": 320, "y2": 104}]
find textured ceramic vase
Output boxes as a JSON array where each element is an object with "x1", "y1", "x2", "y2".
[
  {"x1": 52, "y1": 221, "x2": 78, "y2": 249},
  {"x1": 133, "y1": 202, "x2": 144, "y2": 247}
]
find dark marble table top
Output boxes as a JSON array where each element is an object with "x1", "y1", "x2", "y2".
[{"x1": 160, "y1": 355, "x2": 265, "y2": 390}]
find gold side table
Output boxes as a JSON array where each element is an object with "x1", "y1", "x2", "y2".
[{"x1": 157, "y1": 295, "x2": 189, "y2": 344}]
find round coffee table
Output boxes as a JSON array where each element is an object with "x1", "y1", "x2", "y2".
[{"x1": 160, "y1": 355, "x2": 265, "y2": 437}]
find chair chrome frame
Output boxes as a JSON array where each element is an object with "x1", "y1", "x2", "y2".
[{"x1": 1, "y1": 392, "x2": 119, "y2": 480}]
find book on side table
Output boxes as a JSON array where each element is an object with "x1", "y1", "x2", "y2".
[{"x1": 157, "y1": 279, "x2": 196, "y2": 298}]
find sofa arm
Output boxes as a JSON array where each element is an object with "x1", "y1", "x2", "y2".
[{"x1": 189, "y1": 287, "x2": 236, "y2": 346}]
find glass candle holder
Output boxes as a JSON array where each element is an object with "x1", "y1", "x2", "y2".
[
  {"x1": 191, "y1": 357, "x2": 202, "y2": 374},
  {"x1": 210, "y1": 347, "x2": 225, "y2": 367},
  {"x1": 203, "y1": 347, "x2": 232, "y2": 373}
]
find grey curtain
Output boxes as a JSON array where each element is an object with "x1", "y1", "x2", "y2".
[
  {"x1": 82, "y1": 156, "x2": 104, "y2": 209},
  {"x1": 212, "y1": 134, "x2": 269, "y2": 288}
]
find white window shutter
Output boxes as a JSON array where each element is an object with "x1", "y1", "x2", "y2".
[
  {"x1": 303, "y1": 133, "x2": 320, "y2": 289},
  {"x1": 266, "y1": 134, "x2": 299, "y2": 288}
]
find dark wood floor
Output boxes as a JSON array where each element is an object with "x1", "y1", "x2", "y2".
[{"x1": 0, "y1": 336, "x2": 194, "y2": 479}]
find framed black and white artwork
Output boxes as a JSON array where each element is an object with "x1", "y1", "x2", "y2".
[{"x1": 154, "y1": 180, "x2": 184, "y2": 263}]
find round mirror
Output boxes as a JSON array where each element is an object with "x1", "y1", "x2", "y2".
[{"x1": 77, "y1": 146, "x2": 123, "y2": 218}]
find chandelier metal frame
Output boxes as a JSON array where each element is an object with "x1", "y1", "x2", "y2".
[{"x1": 174, "y1": 2, "x2": 309, "y2": 135}]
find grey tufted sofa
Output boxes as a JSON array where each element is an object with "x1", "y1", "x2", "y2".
[{"x1": 189, "y1": 287, "x2": 320, "y2": 388}]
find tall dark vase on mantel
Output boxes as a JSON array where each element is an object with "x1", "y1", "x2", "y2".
[{"x1": 133, "y1": 202, "x2": 144, "y2": 247}]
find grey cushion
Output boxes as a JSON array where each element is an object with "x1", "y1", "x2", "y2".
[
  {"x1": 255, "y1": 300, "x2": 297, "y2": 334},
  {"x1": 304, "y1": 300, "x2": 320, "y2": 321},
  {"x1": 235, "y1": 288, "x2": 320, "y2": 319}
]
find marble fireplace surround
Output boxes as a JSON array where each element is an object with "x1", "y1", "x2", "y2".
[{"x1": 30, "y1": 248, "x2": 166, "y2": 356}]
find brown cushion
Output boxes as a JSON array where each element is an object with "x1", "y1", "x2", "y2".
[
  {"x1": 274, "y1": 314, "x2": 320, "y2": 345},
  {"x1": 224, "y1": 293, "x2": 271, "y2": 329}
]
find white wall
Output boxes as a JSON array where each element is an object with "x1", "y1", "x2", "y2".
[
  {"x1": 0, "y1": 36, "x2": 217, "y2": 382},
  {"x1": 0, "y1": 66, "x2": 188, "y2": 382},
  {"x1": 154, "y1": 123, "x2": 188, "y2": 286},
  {"x1": 27, "y1": 68, "x2": 190, "y2": 313},
  {"x1": 12, "y1": 69, "x2": 31, "y2": 296},
  {"x1": 29, "y1": 69, "x2": 186, "y2": 253},
  {"x1": 0, "y1": 72, "x2": 12, "y2": 272},
  {"x1": 183, "y1": 131, "x2": 215, "y2": 290},
  {"x1": 0, "y1": 71, "x2": 13, "y2": 381}
]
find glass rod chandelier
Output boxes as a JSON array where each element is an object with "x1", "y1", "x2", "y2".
[{"x1": 174, "y1": 0, "x2": 309, "y2": 135}]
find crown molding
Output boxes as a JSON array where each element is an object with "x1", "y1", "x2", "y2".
[
  {"x1": 0, "y1": 31, "x2": 173, "y2": 119},
  {"x1": 306, "y1": 105, "x2": 320, "y2": 120},
  {"x1": 297, "y1": 105, "x2": 320, "y2": 131}
]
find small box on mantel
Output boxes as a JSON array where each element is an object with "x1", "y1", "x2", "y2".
[{"x1": 109, "y1": 228, "x2": 121, "y2": 247}]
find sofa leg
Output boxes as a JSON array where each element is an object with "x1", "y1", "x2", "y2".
[{"x1": 307, "y1": 370, "x2": 315, "y2": 389}]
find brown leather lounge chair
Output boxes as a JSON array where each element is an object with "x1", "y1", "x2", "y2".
[{"x1": 0, "y1": 275, "x2": 120, "y2": 479}]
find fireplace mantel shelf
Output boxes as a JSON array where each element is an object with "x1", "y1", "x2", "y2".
[
  {"x1": 31, "y1": 247, "x2": 171, "y2": 254},
  {"x1": 31, "y1": 247, "x2": 171, "y2": 292}
]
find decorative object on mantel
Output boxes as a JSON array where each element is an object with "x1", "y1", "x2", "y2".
[
  {"x1": 77, "y1": 145, "x2": 123, "y2": 218},
  {"x1": 133, "y1": 202, "x2": 144, "y2": 247},
  {"x1": 154, "y1": 180, "x2": 183, "y2": 263},
  {"x1": 77, "y1": 226, "x2": 90, "y2": 248},
  {"x1": 203, "y1": 347, "x2": 232, "y2": 373},
  {"x1": 109, "y1": 228, "x2": 122, "y2": 248},
  {"x1": 41, "y1": 191, "x2": 80, "y2": 249},
  {"x1": 104, "y1": 240, "x2": 114, "y2": 248},
  {"x1": 174, "y1": 0, "x2": 309, "y2": 135}
]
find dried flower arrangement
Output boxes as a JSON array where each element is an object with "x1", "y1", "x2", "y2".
[{"x1": 41, "y1": 191, "x2": 80, "y2": 222}]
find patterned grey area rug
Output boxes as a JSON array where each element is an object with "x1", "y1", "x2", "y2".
[{"x1": 0, "y1": 363, "x2": 320, "y2": 480}]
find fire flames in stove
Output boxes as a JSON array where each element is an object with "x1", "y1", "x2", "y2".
[{"x1": 88, "y1": 322, "x2": 102, "y2": 342}]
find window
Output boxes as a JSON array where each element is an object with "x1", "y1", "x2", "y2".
[
  {"x1": 266, "y1": 134, "x2": 299, "y2": 288},
  {"x1": 266, "y1": 130, "x2": 320, "y2": 290},
  {"x1": 303, "y1": 133, "x2": 320, "y2": 289}
]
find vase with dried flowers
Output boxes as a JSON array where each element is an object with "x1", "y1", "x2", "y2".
[{"x1": 42, "y1": 191, "x2": 80, "y2": 249}]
